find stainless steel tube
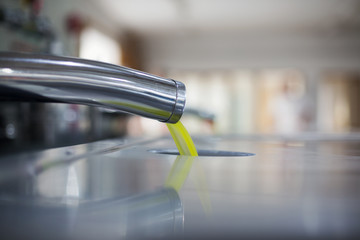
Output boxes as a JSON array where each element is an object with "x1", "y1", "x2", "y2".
[{"x1": 0, "y1": 52, "x2": 186, "y2": 123}]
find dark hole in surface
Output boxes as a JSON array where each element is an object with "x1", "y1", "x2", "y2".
[{"x1": 148, "y1": 149, "x2": 255, "y2": 157}]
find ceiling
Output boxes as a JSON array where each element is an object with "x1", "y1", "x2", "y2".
[{"x1": 89, "y1": 0, "x2": 360, "y2": 36}]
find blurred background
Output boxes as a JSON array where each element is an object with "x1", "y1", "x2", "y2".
[{"x1": 1, "y1": 0, "x2": 360, "y2": 152}]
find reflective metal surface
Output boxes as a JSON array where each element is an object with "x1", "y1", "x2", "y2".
[
  {"x1": 1, "y1": 134, "x2": 360, "y2": 239},
  {"x1": 0, "y1": 52, "x2": 186, "y2": 123}
]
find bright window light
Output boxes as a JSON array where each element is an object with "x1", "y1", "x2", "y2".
[{"x1": 79, "y1": 27, "x2": 121, "y2": 65}]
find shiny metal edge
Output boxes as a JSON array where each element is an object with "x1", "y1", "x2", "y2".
[{"x1": 165, "y1": 80, "x2": 186, "y2": 123}]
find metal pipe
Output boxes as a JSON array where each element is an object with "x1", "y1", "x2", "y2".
[{"x1": 0, "y1": 52, "x2": 186, "y2": 123}]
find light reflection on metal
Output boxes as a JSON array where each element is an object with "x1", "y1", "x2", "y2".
[
  {"x1": 0, "y1": 68, "x2": 13, "y2": 74},
  {"x1": 65, "y1": 166, "x2": 80, "y2": 199},
  {"x1": 0, "y1": 52, "x2": 186, "y2": 123},
  {"x1": 0, "y1": 140, "x2": 184, "y2": 239},
  {"x1": 74, "y1": 188, "x2": 184, "y2": 239}
]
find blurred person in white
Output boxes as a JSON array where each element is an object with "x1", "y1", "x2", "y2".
[{"x1": 270, "y1": 73, "x2": 312, "y2": 134}]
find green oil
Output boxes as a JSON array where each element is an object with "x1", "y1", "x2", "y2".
[
  {"x1": 166, "y1": 121, "x2": 198, "y2": 156},
  {"x1": 165, "y1": 121, "x2": 211, "y2": 214},
  {"x1": 164, "y1": 121, "x2": 197, "y2": 191}
]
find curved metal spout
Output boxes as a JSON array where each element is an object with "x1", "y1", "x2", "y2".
[{"x1": 0, "y1": 52, "x2": 186, "y2": 123}]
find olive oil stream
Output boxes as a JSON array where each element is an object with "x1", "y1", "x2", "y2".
[
  {"x1": 165, "y1": 121, "x2": 198, "y2": 192},
  {"x1": 165, "y1": 121, "x2": 211, "y2": 213},
  {"x1": 164, "y1": 121, "x2": 197, "y2": 192},
  {"x1": 166, "y1": 121, "x2": 198, "y2": 157}
]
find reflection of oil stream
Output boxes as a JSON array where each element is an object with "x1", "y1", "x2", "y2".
[
  {"x1": 165, "y1": 155, "x2": 195, "y2": 192},
  {"x1": 166, "y1": 121, "x2": 212, "y2": 214}
]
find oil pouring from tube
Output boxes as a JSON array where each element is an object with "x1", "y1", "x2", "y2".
[{"x1": 0, "y1": 52, "x2": 198, "y2": 157}]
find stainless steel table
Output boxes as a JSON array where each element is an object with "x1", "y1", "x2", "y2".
[{"x1": 1, "y1": 133, "x2": 360, "y2": 239}]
